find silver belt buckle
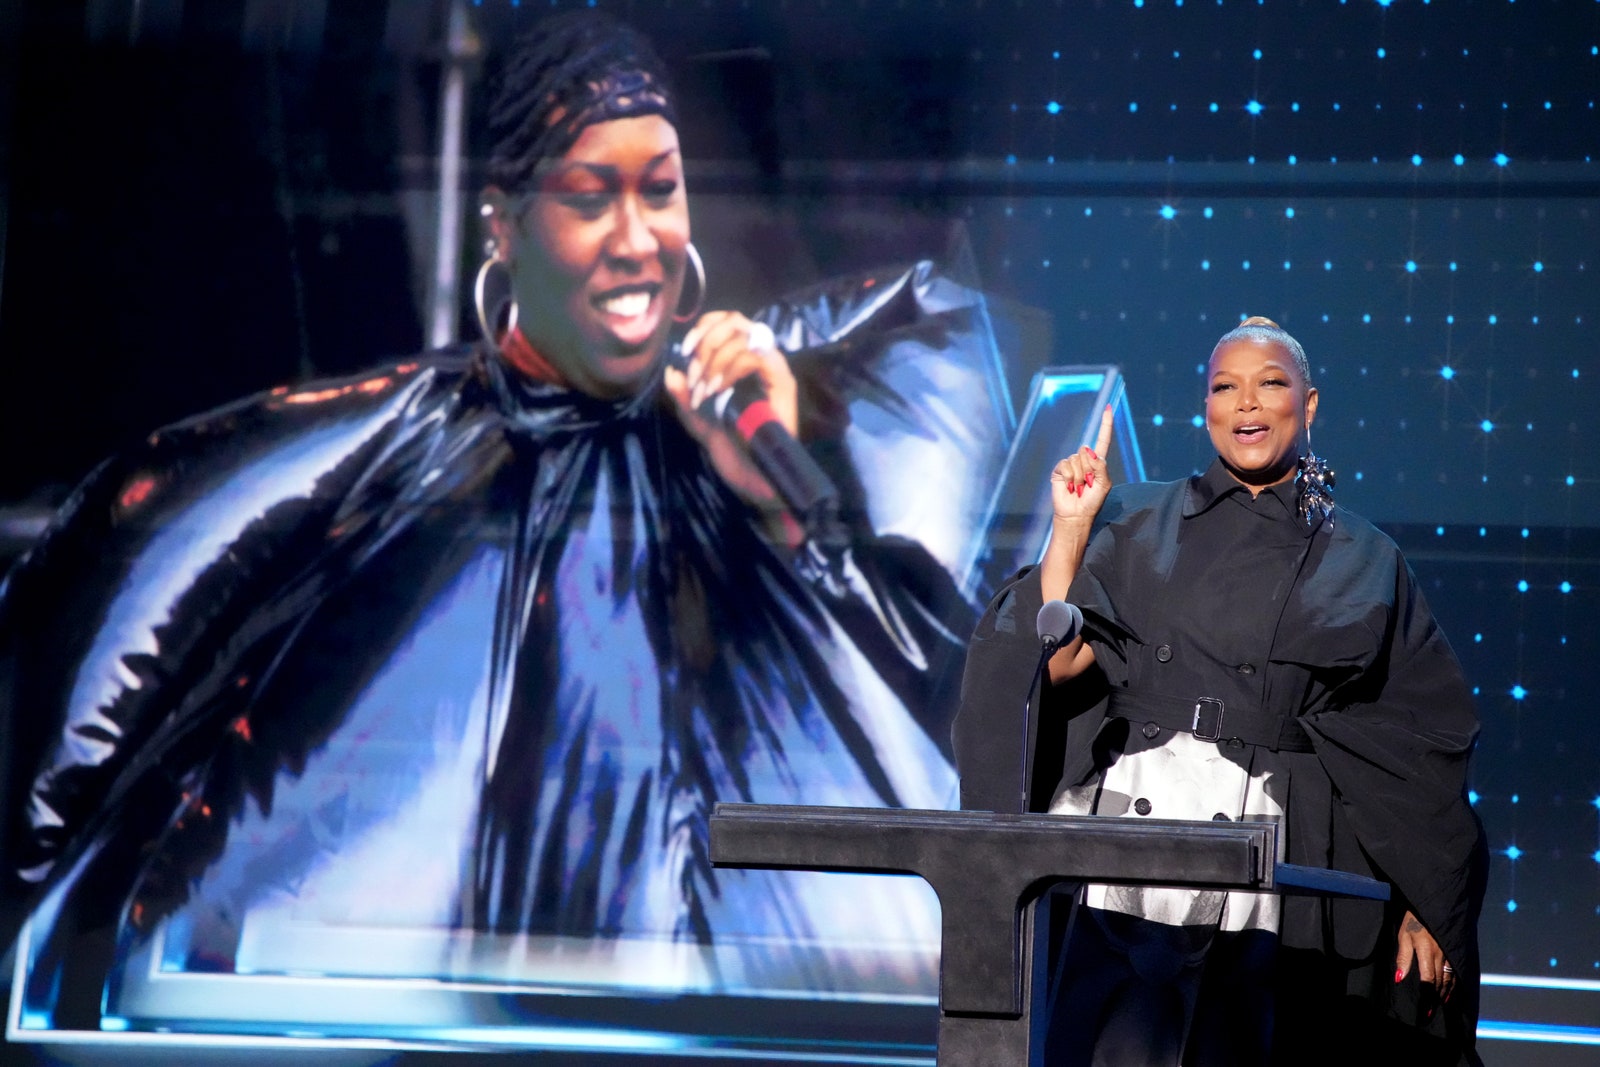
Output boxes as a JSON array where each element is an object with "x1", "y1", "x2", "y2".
[{"x1": 1192, "y1": 697, "x2": 1225, "y2": 742}]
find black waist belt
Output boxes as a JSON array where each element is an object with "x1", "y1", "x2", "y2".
[{"x1": 1106, "y1": 690, "x2": 1316, "y2": 753}]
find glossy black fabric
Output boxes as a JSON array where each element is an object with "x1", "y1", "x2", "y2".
[
  {"x1": 0, "y1": 262, "x2": 1009, "y2": 1011},
  {"x1": 953, "y1": 460, "x2": 1487, "y2": 1058}
]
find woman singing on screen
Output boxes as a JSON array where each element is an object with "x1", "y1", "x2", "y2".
[{"x1": 0, "y1": 12, "x2": 1002, "y2": 1026}]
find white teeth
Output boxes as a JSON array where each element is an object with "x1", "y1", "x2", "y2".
[{"x1": 601, "y1": 291, "x2": 651, "y2": 318}]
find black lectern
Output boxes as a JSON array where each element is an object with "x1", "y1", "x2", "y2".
[{"x1": 709, "y1": 803, "x2": 1385, "y2": 1066}]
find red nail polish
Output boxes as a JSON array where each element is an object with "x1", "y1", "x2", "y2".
[
  {"x1": 1394, "y1": 969, "x2": 1404, "y2": 983},
  {"x1": 1088, "y1": 449, "x2": 1099, "y2": 460}
]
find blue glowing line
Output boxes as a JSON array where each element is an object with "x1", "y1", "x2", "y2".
[
  {"x1": 1483, "y1": 974, "x2": 1600, "y2": 992},
  {"x1": 1476, "y1": 1021, "x2": 1600, "y2": 1046},
  {"x1": 1039, "y1": 374, "x2": 1107, "y2": 401}
]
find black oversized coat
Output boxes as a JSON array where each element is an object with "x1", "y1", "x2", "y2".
[{"x1": 952, "y1": 468, "x2": 1489, "y2": 1043}]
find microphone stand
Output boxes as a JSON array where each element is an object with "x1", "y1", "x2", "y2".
[{"x1": 1018, "y1": 635, "x2": 1063, "y2": 815}]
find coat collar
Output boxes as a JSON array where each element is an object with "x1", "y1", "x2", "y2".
[{"x1": 1182, "y1": 458, "x2": 1311, "y2": 535}]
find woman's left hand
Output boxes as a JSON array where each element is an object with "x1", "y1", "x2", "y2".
[
  {"x1": 1395, "y1": 909, "x2": 1456, "y2": 1003},
  {"x1": 664, "y1": 310, "x2": 800, "y2": 534}
]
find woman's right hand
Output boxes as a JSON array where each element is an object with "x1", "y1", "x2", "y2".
[
  {"x1": 1040, "y1": 405, "x2": 1114, "y2": 683},
  {"x1": 1050, "y1": 404, "x2": 1115, "y2": 529}
]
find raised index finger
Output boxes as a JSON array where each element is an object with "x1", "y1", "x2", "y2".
[{"x1": 1093, "y1": 403, "x2": 1115, "y2": 460}]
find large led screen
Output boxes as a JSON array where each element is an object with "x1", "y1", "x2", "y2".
[{"x1": 0, "y1": 1, "x2": 1595, "y2": 1063}]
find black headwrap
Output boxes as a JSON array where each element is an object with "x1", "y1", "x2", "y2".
[{"x1": 487, "y1": 12, "x2": 678, "y2": 195}]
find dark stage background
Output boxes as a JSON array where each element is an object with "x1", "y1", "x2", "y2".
[{"x1": 0, "y1": 0, "x2": 1596, "y2": 1062}]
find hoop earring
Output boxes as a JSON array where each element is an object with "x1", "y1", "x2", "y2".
[
  {"x1": 673, "y1": 242, "x2": 706, "y2": 324},
  {"x1": 474, "y1": 253, "x2": 518, "y2": 345}
]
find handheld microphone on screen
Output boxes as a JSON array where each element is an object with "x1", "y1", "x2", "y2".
[
  {"x1": 672, "y1": 323, "x2": 847, "y2": 550},
  {"x1": 1019, "y1": 599, "x2": 1084, "y2": 813}
]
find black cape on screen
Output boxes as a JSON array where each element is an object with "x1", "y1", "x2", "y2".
[{"x1": 0, "y1": 261, "x2": 1013, "y2": 1022}]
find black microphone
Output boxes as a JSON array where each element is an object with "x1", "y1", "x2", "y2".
[
  {"x1": 673, "y1": 335, "x2": 846, "y2": 549},
  {"x1": 1037, "y1": 600, "x2": 1084, "y2": 656},
  {"x1": 1019, "y1": 600, "x2": 1084, "y2": 813}
]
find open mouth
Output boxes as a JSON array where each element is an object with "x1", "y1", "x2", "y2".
[
  {"x1": 592, "y1": 283, "x2": 662, "y2": 348},
  {"x1": 1233, "y1": 423, "x2": 1269, "y2": 444}
]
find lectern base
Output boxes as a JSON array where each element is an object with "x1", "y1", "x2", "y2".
[{"x1": 709, "y1": 803, "x2": 1382, "y2": 1067}]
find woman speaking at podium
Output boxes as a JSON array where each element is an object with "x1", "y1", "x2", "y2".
[{"x1": 954, "y1": 318, "x2": 1486, "y2": 1065}]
